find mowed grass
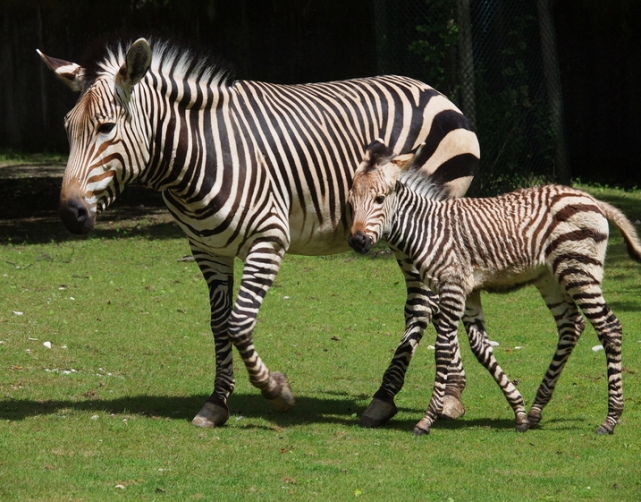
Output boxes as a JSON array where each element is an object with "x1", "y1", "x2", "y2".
[{"x1": 1, "y1": 185, "x2": 641, "y2": 501}]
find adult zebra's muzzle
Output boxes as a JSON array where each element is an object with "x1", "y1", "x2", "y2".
[
  {"x1": 348, "y1": 230, "x2": 373, "y2": 254},
  {"x1": 59, "y1": 188, "x2": 95, "y2": 235}
]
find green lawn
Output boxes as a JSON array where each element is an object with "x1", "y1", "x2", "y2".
[{"x1": 1, "y1": 184, "x2": 640, "y2": 501}]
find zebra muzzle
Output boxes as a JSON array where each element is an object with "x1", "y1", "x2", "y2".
[
  {"x1": 348, "y1": 230, "x2": 373, "y2": 254},
  {"x1": 59, "y1": 192, "x2": 95, "y2": 235}
]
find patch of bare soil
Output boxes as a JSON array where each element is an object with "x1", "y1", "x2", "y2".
[{"x1": 0, "y1": 162, "x2": 181, "y2": 245}]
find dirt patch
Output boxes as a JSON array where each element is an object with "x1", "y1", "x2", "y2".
[{"x1": 0, "y1": 162, "x2": 181, "y2": 244}]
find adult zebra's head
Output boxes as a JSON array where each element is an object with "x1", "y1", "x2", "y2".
[
  {"x1": 37, "y1": 39, "x2": 153, "y2": 234},
  {"x1": 348, "y1": 140, "x2": 433, "y2": 254}
]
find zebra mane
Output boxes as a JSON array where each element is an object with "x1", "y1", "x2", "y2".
[
  {"x1": 397, "y1": 168, "x2": 450, "y2": 201},
  {"x1": 82, "y1": 36, "x2": 235, "y2": 90}
]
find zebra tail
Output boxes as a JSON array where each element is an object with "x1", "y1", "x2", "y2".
[{"x1": 600, "y1": 200, "x2": 641, "y2": 263}]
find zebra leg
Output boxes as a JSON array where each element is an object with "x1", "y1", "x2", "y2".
[
  {"x1": 463, "y1": 291, "x2": 529, "y2": 431},
  {"x1": 414, "y1": 284, "x2": 466, "y2": 435},
  {"x1": 360, "y1": 256, "x2": 466, "y2": 428},
  {"x1": 227, "y1": 240, "x2": 295, "y2": 412},
  {"x1": 569, "y1": 289, "x2": 623, "y2": 435},
  {"x1": 190, "y1": 252, "x2": 236, "y2": 428},
  {"x1": 527, "y1": 274, "x2": 585, "y2": 428}
]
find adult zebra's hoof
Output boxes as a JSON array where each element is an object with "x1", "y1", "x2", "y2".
[
  {"x1": 439, "y1": 395, "x2": 466, "y2": 420},
  {"x1": 515, "y1": 413, "x2": 530, "y2": 432},
  {"x1": 359, "y1": 397, "x2": 398, "y2": 428},
  {"x1": 262, "y1": 372, "x2": 295, "y2": 412},
  {"x1": 191, "y1": 402, "x2": 230, "y2": 428}
]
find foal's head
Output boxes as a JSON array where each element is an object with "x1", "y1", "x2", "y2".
[{"x1": 347, "y1": 140, "x2": 416, "y2": 254}]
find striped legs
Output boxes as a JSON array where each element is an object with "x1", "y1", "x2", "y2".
[
  {"x1": 191, "y1": 250, "x2": 236, "y2": 427},
  {"x1": 414, "y1": 282, "x2": 466, "y2": 435},
  {"x1": 360, "y1": 254, "x2": 466, "y2": 428},
  {"x1": 530, "y1": 272, "x2": 623, "y2": 434},
  {"x1": 191, "y1": 239, "x2": 294, "y2": 429},
  {"x1": 463, "y1": 291, "x2": 529, "y2": 431},
  {"x1": 227, "y1": 239, "x2": 294, "y2": 411}
]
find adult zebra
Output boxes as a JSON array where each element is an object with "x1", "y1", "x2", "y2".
[{"x1": 37, "y1": 37, "x2": 480, "y2": 428}]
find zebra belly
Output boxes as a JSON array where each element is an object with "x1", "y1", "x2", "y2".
[
  {"x1": 287, "y1": 222, "x2": 353, "y2": 256},
  {"x1": 473, "y1": 264, "x2": 547, "y2": 293}
]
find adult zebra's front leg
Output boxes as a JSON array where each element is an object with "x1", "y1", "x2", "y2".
[
  {"x1": 360, "y1": 255, "x2": 466, "y2": 428},
  {"x1": 191, "y1": 250, "x2": 236, "y2": 428},
  {"x1": 228, "y1": 239, "x2": 294, "y2": 410}
]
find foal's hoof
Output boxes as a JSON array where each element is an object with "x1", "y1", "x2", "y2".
[
  {"x1": 439, "y1": 395, "x2": 466, "y2": 420},
  {"x1": 191, "y1": 402, "x2": 230, "y2": 428},
  {"x1": 527, "y1": 407, "x2": 542, "y2": 427},
  {"x1": 413, "y1": 418, "x2": 432, "y2": 436},
  {"x1": 262, "y1": 372, "x2": 295, "y2": 412},
  {"x1": 359, "y1": 398, "x2": 398, "y2": 428},
  {"x1": 515, "y1": 414, "x2": 530, "y2": 432},
  {"x1": 596, "y1": 418, "x2": 616, "y2": 435}
]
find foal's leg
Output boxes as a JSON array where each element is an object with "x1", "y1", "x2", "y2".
[
  {"x1": 413, "y1": 282, "x2": 466, "y2": 435},
  {"x1": 568, "y1": 287, "x2": 624, "y2": 434},
  {"x1": 463, "y1": 291, "x2": 529, "y2": 431},
  {"x1": 360, "y1": 254, "x2": 466, "y2": 428},
  {"x1": 527, "y1": 273, "x2": 585, "y2": 427}
]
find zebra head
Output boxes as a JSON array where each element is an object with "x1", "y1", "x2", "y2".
[
  {"x1": 348, "y1": 140, "x2": 412, "y2": 254},
  {"x1": 37, "y1": 39, "x2": 152, "y2": 234}
]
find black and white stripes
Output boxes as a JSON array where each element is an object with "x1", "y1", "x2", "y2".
[
  {"x1": 39, "y1": 37, "x2": 480, "y2": 428},
  {"x1": 349, "y1": 140, "x2": 641, "y2": 435}
]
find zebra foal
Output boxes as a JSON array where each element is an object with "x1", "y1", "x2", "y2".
[{"x1": 348, "y1": 140, "x2": 641, "y2": 435}]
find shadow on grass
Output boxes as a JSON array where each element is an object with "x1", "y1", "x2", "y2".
[{"x1": 0, "y1": 392, "x2": 587, "y2": 433}]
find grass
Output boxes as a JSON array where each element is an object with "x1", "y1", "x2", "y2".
[{"x1": 1, "y1": 182, "x2": 641, "y2": 500}]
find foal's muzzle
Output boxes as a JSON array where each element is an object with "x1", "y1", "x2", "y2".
[{"x1": 348, "y1": 230, "x2": 373, "y2": 254}]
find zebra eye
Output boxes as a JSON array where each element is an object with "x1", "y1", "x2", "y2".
[
  {"x1": 374, "y1": 195, "x2": 386, "y2": 204},
  {"x1": 97, "y1": 122, "x2": 116, "y2": 134}
]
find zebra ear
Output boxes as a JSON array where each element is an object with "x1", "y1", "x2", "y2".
[
  {"x1": 37, "y1": 50, "x2": 85, "y2": 92},
  {"x1": 364, "y1": 139, "x2": 393, "y2": 170},
  {"x1": 116, "y1": 38, "x2": 152, "y2": 94}
]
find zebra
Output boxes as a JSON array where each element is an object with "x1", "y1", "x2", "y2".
[
  {"x1": 37, "y1": 37, "x2": 480, "y2": 429},
  {"x1": 348, "y1": 139, "x2": 641, "y2": 435}
]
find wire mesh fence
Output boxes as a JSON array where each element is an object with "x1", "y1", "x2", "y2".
[{"x1": 373, "y1": 0, "x2": 569, "y2": 195}]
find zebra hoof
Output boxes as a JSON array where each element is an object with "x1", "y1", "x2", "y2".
[
  {"x1": 191, "y1": 402, "x2": 229, "y2": 428},
  {"x1": 439, "y1": 395, "x2": 465, "y2": 420},
  {"x1": 527, "y1": 407, "x2": 542, "y2": 427},
  {"x1": 262, "y1": 372, "x2": 295, "y2": 412},
  {"x1": 359, "y1": 397, "x2": 398, "y2": 428},
  {"x1": 596, "y1": 420, "x2": 616, "y2": 435},
  {"x1": 515, "y1": 414, "x2": 530, "y2": 432},
  {"x1": 413, "y1": 418, "x2": 432, "y2": 436}
]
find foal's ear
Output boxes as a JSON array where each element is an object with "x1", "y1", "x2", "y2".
[
  {"x1": 37, "y1": 50, "x2": 86, "y2": 92},
  {"x1": 115, "y1": 38, "x2": 152, "y2": 95},
  {"x1": 365, "y1": 139, "x2": 392, "y2": 166}
]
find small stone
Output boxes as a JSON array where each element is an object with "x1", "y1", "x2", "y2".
[
  {"x1": 43, "y1": 341, "x2": 52, "y2": 349},
  {"x1": 592, "y1": 345, "x2": 604, "y2": 352},
  {"x1": 489, "y1": 340, "x2": 500, "y2": 347}
]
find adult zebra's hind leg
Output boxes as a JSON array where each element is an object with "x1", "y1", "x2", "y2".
[
  {"x1": 360, "y1": 256, "x2": 466, "y2": 428},
  {"x1": 463, "y1": 291, "x2": 529, "y2": 431},
  {"x1": 190, "y1": 251, "x2": 236, "y2": 428},
  {"x1": 527, "y1": 273, "x2": 585, "y2": 429}
]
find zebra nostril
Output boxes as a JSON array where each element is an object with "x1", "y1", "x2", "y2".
[{"x1": 60, "y1": 195, "x2": 94, "y2": 235}]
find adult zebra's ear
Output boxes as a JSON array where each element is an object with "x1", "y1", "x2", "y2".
[
  {"x1": 115, "y1": 38, "x2": 152, "y2": 95},
  {"x1": 36, "y1": 50, "x2": 85, "y2": 93}
]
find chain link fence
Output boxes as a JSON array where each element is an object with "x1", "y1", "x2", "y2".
[{"x1": 374, "y1": 0, "x2": 569, "y2": 195}]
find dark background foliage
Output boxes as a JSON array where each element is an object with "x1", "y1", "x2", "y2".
[{"x1": 0, "y1": 0, "x2": 639, "y2": 187}]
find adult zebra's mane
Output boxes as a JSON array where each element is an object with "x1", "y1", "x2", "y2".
[{"x1": 81, "y1": 36, "x2": 235, "y2": 91}]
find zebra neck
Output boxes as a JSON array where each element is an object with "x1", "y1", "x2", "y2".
[
  {"x1": 389, "y1": 183, "x2": 441, "y2": 257},
  {"x1": 139, "y1": 81, "x2": 235, "y2": 196}
]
